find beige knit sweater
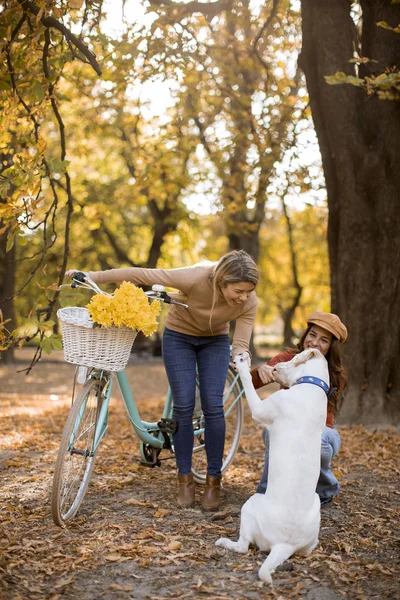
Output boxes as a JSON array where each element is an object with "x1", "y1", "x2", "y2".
[{"x1": 88, "y1": 264, "x2": 258, "y2": 357}]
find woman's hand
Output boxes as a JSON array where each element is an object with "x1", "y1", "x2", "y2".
[
  {"x1": 257, "y1": 364, "x2": 276, "y2": 385},
  {"x1": 65, "y1": 269, "x2": 81, "y2": 278}
]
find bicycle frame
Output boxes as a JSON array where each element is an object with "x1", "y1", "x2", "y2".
[
  {"x1": 116, "y1": 370, "x2": 168, "y2": 449},
  {"x1": 87, "y1": 363, "x2": 244, "y2": 458},
  {"x1": 63, "y1": 274, "x2": 245, "y2": 457}
]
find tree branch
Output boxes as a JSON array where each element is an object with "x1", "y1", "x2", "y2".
[
  {"x1": 100, "y1": 219, "x2": 139, "y2": 267},
  {"x1": 252, "y1": 0, "x2": 281, "y2": 75},
  {"x1": 17, "y1": 0, "x2": 102, "y2": 75}
]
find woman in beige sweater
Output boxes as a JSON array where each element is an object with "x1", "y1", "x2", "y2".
[{"x1": 67, "y1": 250, "x2": 259, "y2": 511}]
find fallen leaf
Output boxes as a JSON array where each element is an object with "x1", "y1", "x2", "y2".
[
  {"x1": 53, "y1": 576, "x2": 74, "y2": 589},
  {"x1": 168, "y1": 540, "x2": 182, "y2": 551},
  {"x1": 154, "y1": 508, "x2": 169, "y2": 518},
  {"x1": 125, "y1": 497, "x2": 156, "y2": 508},
  {"x1": 104, "y1": 552, "x2": 130, "y2": 562}
]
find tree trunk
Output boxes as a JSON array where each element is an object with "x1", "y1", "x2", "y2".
[
  {"x1": 227, "y1": 227, "x2": 261, "y2": 262},
  {"x1": 0, "y1": 227, "x2": 16, "y2": 364},
  {"x1": 280, "y1": 290, "x2": 302, "y2": 349},
  {"x1": 300, "y1": 0, "x2": 400, "y2": 424},
  {"x1": 147, "y1": 204, "x2": 176, "y2": 268},
  {"x1": 280, "y1": 194, "x2": 303, "y2": 348}
]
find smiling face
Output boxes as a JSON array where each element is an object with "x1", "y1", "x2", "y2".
[
  {"x1": 304, "y1": 324, "x2": 333, "y2": 357},
  {"x1": 221, "y1": 281, "x2": 255, "y2": 307}
]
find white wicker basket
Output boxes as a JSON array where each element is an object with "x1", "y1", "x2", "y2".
[{"x1": 57, "y1": 307, "x2": 137, "y2": 372}]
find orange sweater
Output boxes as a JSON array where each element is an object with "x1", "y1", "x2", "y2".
[
  {"x1": 251, "y1": 349, "x2": 335, "y2": 428},
  {"x1": 88, "y1": 264, "x2": 258, "y2": 357}
]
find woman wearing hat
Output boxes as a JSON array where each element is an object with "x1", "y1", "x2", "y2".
[{"x1": 251, "y1": 311, "x2": 348, "y2": 507}]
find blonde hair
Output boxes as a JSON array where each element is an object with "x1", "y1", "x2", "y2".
[{"x1": 209, "y1": 250, "x2": 259, "y2": 330}]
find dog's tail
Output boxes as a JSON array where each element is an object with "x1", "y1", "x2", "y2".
[{"x1": 258, "y1": 543, "x2": 295, "y2": 585}]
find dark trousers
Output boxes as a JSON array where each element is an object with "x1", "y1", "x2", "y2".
[{"x1": 162, "y1": 327, "x2": 230, "y2": 477}]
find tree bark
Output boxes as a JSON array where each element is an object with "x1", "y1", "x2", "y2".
[
  {"x1": 147, "y1": 199, "x2": 179, "y2": 268},
  {"x1": 300, "y1": 0, "x2": 400, "y2": 424},
  {"x1": 280, "y1": 195, "x2": 303, "y2": 347},
  {"x1": 0, "y1": 149, "x2": 17, "y2": 363},
  {"x1": 0, "y1": 228, "x2": 16, "y2": 364}
]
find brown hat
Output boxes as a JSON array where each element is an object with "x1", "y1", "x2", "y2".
[{"x1": 307, "y1": 311, "x2": 348, "y2": 343}]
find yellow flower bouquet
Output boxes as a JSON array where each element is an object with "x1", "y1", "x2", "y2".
[{"x1": 86, "y1": 282, "x2": 161, "y2": 336}]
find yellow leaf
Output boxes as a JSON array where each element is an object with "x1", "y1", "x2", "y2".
[{"x1": 36, "y1": 139, "x2": 47, "y2": 154}]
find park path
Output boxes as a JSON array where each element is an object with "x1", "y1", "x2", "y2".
[{"x1": 0, "y1": 350, "x2": 399, "y2": 600}]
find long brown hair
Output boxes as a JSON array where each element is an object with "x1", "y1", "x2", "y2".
[
  {"x1": 297, "y1": 325, "x2": 347, "y2": 415},
  {"x1": 209, "y1": 250, "x2": 259, "y2": 330}
]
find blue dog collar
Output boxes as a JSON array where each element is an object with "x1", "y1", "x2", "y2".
[{"x1": 295, "y1": 376, "x2": 330, "y2": 397}]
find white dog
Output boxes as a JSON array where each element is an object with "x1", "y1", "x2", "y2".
[{"x1": 216, "y1": 348, "x2": 329, "y2": 584}]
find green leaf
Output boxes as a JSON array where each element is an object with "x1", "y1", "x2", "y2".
[
  {"x1": 30, "y1": 83, "x2": 45, "y2": 102},
  {"x1": 346, "y1": 76, "x2": 365, "y2": 87},
  {"x1": 325, "y1": 72, "x2": 349, "y2": 85},
  {"x1": 48, "y1": 158, "x2": 71, "y2": 175},
  {"x1": 6, "y1": 231, "x2": 15, "y2": 252},
  {"x1": 325, "y1": 72, "x2": 365, "y2": 88},
  {"x1": 0, "y1": 77, "x2": 11, "y2": 90},
  {"x1": 51, "y1": 337, "x2": 63, "y2": 350},
  {"x1": 40, "y1": 319, "x2": 56, "y2": 332},
  {"x1": 40, "y1": 337, "x2": 53, "y2": 354},
  {"x1": 373, "y1": 73, "x2": 392, "y2": 84},
  {"x1": 40, "y1": 334, "x2": 62, "y2": 354},
  {"x1": 377, "y1": 21, "x2": 395, "y2": 30}
]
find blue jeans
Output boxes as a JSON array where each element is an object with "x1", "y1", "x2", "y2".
[
  {"x1": 162, "y1": 327, "x2": 230, "y2": 478},
  {"x1": 256, "y1": 426, "x2": 341, "y2": 501}
]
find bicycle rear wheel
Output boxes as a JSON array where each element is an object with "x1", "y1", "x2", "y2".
[
  {"x1": 51, "y1": 378, "x2": 105, "y2": 526},
  {"x1": 191, "y1": 366, "x2": 244, "y2": 483}
]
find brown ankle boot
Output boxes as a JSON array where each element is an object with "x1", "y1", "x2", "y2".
[
  {"x1": 177, "y1": 473, "x2": 195, "y2": 508},
  {"x1": 202, "y1": 474, "x2": 221, "y2": 511}
]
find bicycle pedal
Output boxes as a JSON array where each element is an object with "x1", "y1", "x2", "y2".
[{"x1": 157, "y1": 418, "x2": 178, "y2": 435}]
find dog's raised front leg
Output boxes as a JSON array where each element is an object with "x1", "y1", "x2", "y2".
[
  {"x1": 234, "y1": 358, "x2": 277, "y2": 424},
  {"x1": 215, "y1": 533, "x2": 250, "y2": 554}
]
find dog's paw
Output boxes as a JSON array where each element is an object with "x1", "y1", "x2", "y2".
[
  {"x1": 215, "y1": 537, "x2": 229, "y2": 548},
  {"x1": 258, "y1": 565, "x2": 273, "y2": 585},
  {"x1": 216, "y1": 537, "x2": 249, "y2": 553},
  {"x1": 233, "y1": 357, "x2": 251, "y2": 378}
]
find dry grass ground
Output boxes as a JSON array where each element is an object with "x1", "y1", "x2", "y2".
[{"x1": 0, "y1": 350, "x2": 399, "y2": 600}]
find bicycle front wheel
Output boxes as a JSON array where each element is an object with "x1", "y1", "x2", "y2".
[
  {"x1": 51, "y1": 378, "x2": 104, "y2": 526},
  {"x1": 191, "y1": 366, "x2": 244, "y2": 483}
]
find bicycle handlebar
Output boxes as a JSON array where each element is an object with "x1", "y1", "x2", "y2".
[
  {"x1": 68, "y1": 272, "x2": 188, "y2": 308},
  {"x1": 71, "y1": 271, "x2": 87, "y2": 287}
]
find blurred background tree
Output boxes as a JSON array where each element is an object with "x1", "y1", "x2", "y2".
[{"x1": 1, "y1": 0, "x2": 398, "y2": 424}]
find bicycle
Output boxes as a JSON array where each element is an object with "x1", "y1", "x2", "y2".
[{"x1": 51, "y1": 273, "x2": 245, "y2": 527}]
